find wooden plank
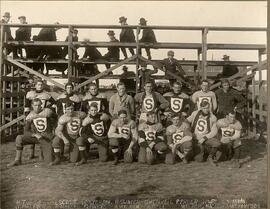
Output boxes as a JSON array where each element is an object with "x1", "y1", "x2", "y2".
[
  {"x1": 6, "y1": 57, "x2": 65, "y2": 89},
  {"x1": 74, "y1": 55, "x2": 137, "y2": 90},
  {"x1": 68, "y1": 26, "x2": 73, "y2": 81},
  {"x1": 1, "y1": 107, "x2": 24, "y2": 115},
  {"x1": 207, "y1": 43, "x2": 266, "y2": 50},
  {"x1": 1, "y1": 76, "x2": 28, "y2": 82},
  {"x1": 0, "y1": 115, "x2": 25, "y2": 132},
  {"x1": 201, "y1": 28, "x2": 208, "y2": 79},
  {"x1": 14, "y1": 59, "x2": 68, "y2": 64}
]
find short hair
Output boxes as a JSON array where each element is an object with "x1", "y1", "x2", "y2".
[
  {"x1": 35, "y1": 79, "x2": 43, "y2": 85},
  {"x1": 117, "y1": 82, "x2": 125, "y2": 88},
  {"x1": 118, "y1": 109, "x2": 127, "y2": 116},
  {"x1": 89, "y1": 102, "x2": 98, "y2": 109},
  {"x1": 201, "y1": 79, "x2": 209, "y2": 85},
  {"x1": 171, "y1": 113, "x2": 181, "y2": 119},
  {"x1": 200, "y1": 101, "x2": 210, "y2": 108},
  {"x1": 173, "y1": 81, "x2": 182, "y2": 86},
  {"x1": 144, "y1": 80, "x2": 153, "y2": 86},
  {"x1": 31, "y1": 98, "x2": 42, "y2": 105},
  {"x1": 225, "y1": 110, "x2": 236, "y2": 116},
  {"x1": 221, "y1": 78, "x2": 230, "y2": 86},
  {"x1": 89, "y1": 82, "x2": 97, "y2": 88},
  {"x1": 65, "y1": 101, "x2": 75, "y2": 109},
  {"x1": 65, "y1": 82, "x2": 74, "y2": 89},
  {"x1": 146, "y1": 111, "x2": 156, "y2": 117}
]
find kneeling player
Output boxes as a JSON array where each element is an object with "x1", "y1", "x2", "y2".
[
  {"x1": 80, "y1": 103, "x2": 110, "y2": 164},
  {"x1": 8, "y1": 98, "x2": 55, "y2": 167},
  {"x1": 165, "y1": 114, "x2": 193, "y2": 164},
  {"x1": 51, "y1": 102, "x2": 86, "y2": 165},
  {"x1": 216, "y1": 111, "x2": 242, "y2": 168},
  {"x1": 187, "y1": 101, "x2": 220, "y2": 166},
  {"x1": 138, "y1": 111, "x2": 168, "y2": 165},
  {"x1": 108, "y1": 110, "x2": 138, "y2": 165}
]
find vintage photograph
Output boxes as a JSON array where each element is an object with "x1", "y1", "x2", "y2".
[{"x1": 0, "y1": 1, "x2": 268, "y2": 209}]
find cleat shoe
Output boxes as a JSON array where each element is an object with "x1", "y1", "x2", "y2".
[
  {"x1": 76, "y1": 159, "x2": 86, "y2": 166},
  {"x1": 7, "y1": 160, "x2": 21, "y2": 167},
  {"x1": 182, "y1": 158, "x2": 189, "y2": 164},
  {"x1": 113, "y1": 159, "x2": 119, "y2": 165},
  {"x1": 208, "y1": 156, "x2": 218, "y2": 167}
]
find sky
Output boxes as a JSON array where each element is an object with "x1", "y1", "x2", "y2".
[{"x1": 1, "y1": 1, "x2": 267, "y2": 79}]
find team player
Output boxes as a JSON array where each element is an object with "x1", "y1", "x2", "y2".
[
  {"x1": 108, "y1": 110, "x2": 138, "y2": 165},
  {"x1": 51, "y1": 102, "x2": 86, "y2": 165},
  {"x1": 138, "y1": 111, "x2": 168, "y2": 165},
  {"x1": 186, "y1": 101, "x2": 220, "y2": 166},
  {"x1": 216, "y1": 111, "x2": 242, "y2": 168},
  {"x1": 24, "y1": 79, "x2": 56, "y2": 160},
  {"x1": 55, "y1": 83, "x2": 81, "y2": 116},
  {"x1": 163, "y1": 81, "x2": 193, "y2": 126},
  {"x1": 79, "y1": 103, "x2": 111, "y2": 164},
  {"x1": 191, "y1": 80, "x2": 217, "y2": 112},
  {"x1": 165, "y1": 114, "x2": 193, "y2": 164},
  {"x1": 81, "y1": 82, "x2": 110, "y2": 120},
  {"x1": 8, "y1": 98, "x2": 55, "y2": 167},
  {"x1": 134, "y1": 81, "x2": 169, "y2": 123}
]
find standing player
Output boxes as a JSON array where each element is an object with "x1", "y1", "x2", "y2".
[
  {"x1": 55, "y1": 83, "x2": 81, "y2": 116},
  {"x1": 191, "y1": 80, "x2": 217, "y2": 112},
  {"x1": 79, "y1": 103, "x2": 110, "y2": 164},
  {"x1": 216, "y1": 111, "x2": 242, "y2": 168},
  {"x1": 51, "y1": 102, "x2": 86, "y2": 165},
  {"x1": 25, "y1": 79, "x2": 56, "y2": 160},
  {"x1": 138, "y1": 111, "x2": 168, "y2": 165},
  {"x1": 81, "y1": 82, "x2": 110, "y2": 119},
  {"x1": 186, "y1": 101, "x2": 220, "y2": 166},
  {"x1": 134, "y1": 81, "x2": 169, "y2": 124},
  {"x1": 109, "y1": 82, "x2": 135, "y2": 120},
  {"x1": 163, "y1": 81, "x2": 193, "y2": 126},
  {"x1": 165, "y1": 114, "x2": 193, "y2": 164},
  {"x1": 108, "y1": 110, "x2": 138, "y2": 165},
  {"x1": 8, "y1": 98, "x2": 55, "y2": 167}
]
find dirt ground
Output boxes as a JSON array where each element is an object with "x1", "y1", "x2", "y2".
[{"x1": 1, "y1": 138, "x2": 267, "y2": 209}]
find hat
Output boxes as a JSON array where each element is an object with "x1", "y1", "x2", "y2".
[
  {"x1": 122, "y1": 66, "x2": 128, "y2": 70},
  {"x1": 83, "y1": 38, "x2": 90, "y2": 42},
  {"x1": 18, "y1": 16, "x2": 26, "y2": 20},
  {"x1": 139, "y1": 17, "x2": 147, "y2": 25},
  {"x1": 3, "y1": 12, "x2": 11, "y2": 18},
  {"x1": 107, "y1": 30, "x2": 115, "y2": 36},
  {"x1": 73, "y1": 29, "x2": 78, "y2": 33},
  {"x1": 222, "y1": 55, "x2": 230, "y2": 60},
  {"x1": 167, "y1": 50, "x2": 174, "y2": 56},
  {"x1": 119, "y1": 16, "x2": 127, "y2": 23},
  {"x1": 140, "y1": 62, "x2": 147, "y2": 67}
]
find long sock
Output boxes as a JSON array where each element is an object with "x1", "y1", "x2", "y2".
[{"x1": 15, "y1": 150, "x2": 22, "y2": 161}]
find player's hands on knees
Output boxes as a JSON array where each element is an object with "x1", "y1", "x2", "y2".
[
  {"x1": 64, "y1": 143, "x2": 70, "y2": 154},
  {"x1": 146, "y1": 147, "x2": 152, "y2": 155},
  {"x1": 87, "y1": 137, "x2": 95, "y2": 144},
  {"x1": 121, "y1": 133, "x2": 129, "y2": 140},
  {"x1": 32, "y1": 133, "x2": 42, "y2": 140},
  {"x1": 125, "y1": 148, "x2": 132, "y2": 157}
]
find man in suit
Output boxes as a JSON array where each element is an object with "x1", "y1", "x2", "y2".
[
  {"x1": 15, "y1": 16, "x2": 32, "y2": 58},
  {"x1": 1, "y1": 12, "x2": 16, "y2": 56},
  {"x1": 138, "y1": 17, "x2": 157, "y2": 60},
  {"x1": 119, "y1": 16, "x2": 135, "y2": 59},
  {"x1": 160, "y1": 50, "x2": 187, "y2": 87},
  {"x1": 62, "y1": 29, "x2": 79, "y2": 59},
  {"x1": 103, "y1": 30, "x2": 120, "y2": 70}
]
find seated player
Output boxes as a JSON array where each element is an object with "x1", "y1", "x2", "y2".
[
  {"x1": 191, "y1": 79, "x2": 217, "y2": 113},
  {"x1": 79, "y1": 103, "x2": 110, "y2": 164},
  {"x1": 8, "y1": 98, "x2": 55, "y2": 167},
  {"x1": 216, "y1": 111, "x2": 242, "y2": 168},
  {"x1": 51, "y1": 102, "x2": 86, "y2": 165},
  {"x1": 165, "y1": 113, "x2": 193, "y2": 164},
  {"x1": 134, "y1": 81, "x2": 169, "y2": 124},
  {"x1": 186, "y1": 101, "x2": 220, "y2": 166},
  {"x1": 81, "y1": 82, "x2": 110, "y2": 120},
  {"x1": 108, "y1": 110, "x2": 138, "y2": 165},
  {"x1": 163, "y1": 81, "x2": 193, "y2": 126},
  {"x1": 55, "y1": 82, "x2": 81, "y2": 116},
  {"x1": 138, "y1": 111, "x2": 168, "y2": 165},
  {"x1": 25, "y1": 79, "x2": 56, "y2": 160}
]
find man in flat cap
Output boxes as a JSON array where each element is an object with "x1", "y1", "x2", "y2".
[
  {"x1": 138, "y1": 17, "x2": 157, "y2": 60},
  {"x1": 1, "y1": 12, "x2": 16, "y2": 56},
  {"x1": 103, "y1": 30, "x2": 120, "y2": 70},
  {"x1": 15, "y1": 16, "x2": 32, "y2": 58},
  {"x1": 220, "y1": 55, "x2": 239, "y2": 78},
  {"x1": 160, "y1": 50, "x2": 187, "y2": 87},
  {"x1": 119, "y1": 16, "x2": 135, "y2": 59},
  {"x1": 62, "y1": 29, "x2": 79, "y2": 59}
]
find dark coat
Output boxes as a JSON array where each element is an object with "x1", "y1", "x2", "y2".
[
  {"x1": 15, "y1": 24, "x2": 31, "y2": 41},
  {"x1": 120, "y1": 28, "x2": 135, "y2": 42},
  {"x1": 104, "y1": 38, "x2": 120, "y2": 60},
  {"x1": 37, "y1": 28, "x2": 57, "y2": 41},
  {"x1": 161, "y1": 58, "x2": 186, "y2": 79},
  {"x1": 222, "y1": 64, "x2": 239, "y2": 77},
  {"x1": 1, "y1": 19, "x2": 14, "y2": 41},
  {"x1": 83, "y1": 46, "x2": 103, "y2": 60},
  {"x1": 140, "y1": 28, "x2": 157, "y2": 43}
]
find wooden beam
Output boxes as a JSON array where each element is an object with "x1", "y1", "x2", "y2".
[
  {"x1": 0, "y1": 115, "x2": 25, "y2": 132},
  {"x1": 2, "y1": 91, "x2": 26, "y2": 98},
  {"x1": 1, "y1": 107, "x2": 24, "y2": 115},
  {"x1": 74, "y1": 55, "x2": 137, "y2": 90},
  {"x1": 201, "y1": 28, "x2": 208, "y2": 80},
  {"x1": 6, "y1": 58, "x2": 65, "y2": 90}
]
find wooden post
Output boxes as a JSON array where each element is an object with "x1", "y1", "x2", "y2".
[
  {"x1": 258, "y1": 50, "x2": 263, "y2": 122},
  {"x1": 251, "y1": 71, "x2": 256, "y2": 134},
  {"x1": 196, "y1": 49, "x2": 201, "y2": 87},
  {"x1": 201, "y1": 28, "x2": 208, "y2": 80},
  {"x1": 67, "y1": 26, "x2": 73, "y2": 81},
  {"x1": 135, "y1": 26, "x2": 140, "y2": 93}
]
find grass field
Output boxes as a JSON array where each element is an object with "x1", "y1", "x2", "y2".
[{"x1": 1, "y1": 138, "x2": 267, "y2": 209}]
